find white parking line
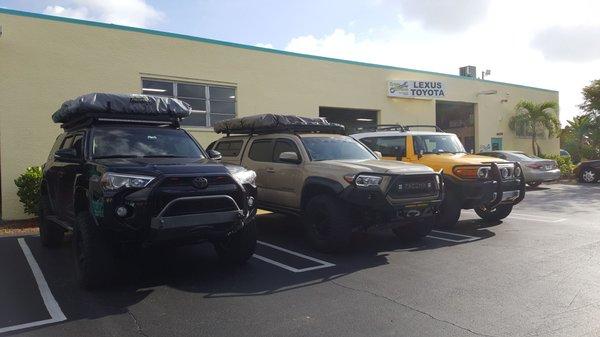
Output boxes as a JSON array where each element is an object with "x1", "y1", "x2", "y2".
[
  {"x1": 0, "y1": 239, "x2": 66, "y2": 334},
  {"x1": 253, "y1": 240, "x2": 335, "y2": 273},
  {"x1": 427, "y1": 230, "x2": 481, "y2": 243},
  {"x1": 463, "y1": 210, "x2": 567, "y2": 223}
]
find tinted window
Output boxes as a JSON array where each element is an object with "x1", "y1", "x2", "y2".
[
  {"x1": 413, "y1": 134, "x2": 466, "y2": 154},
  {"x1": 361, "y1": 136, "x2": 406, "y2": 158},
  {"x1": 215, "y1": 140, "x2": 244, "y2": 157},
  {"x1": 92, "y1": 127, "x2": 204, "y2": 158},
  {"x1": 60, "y1": 135, "x2": 74, "y2": 150},
  {"x1": 303, "y1": 136, "x2": 375, "y2": 161},
  {"x1": 48, "y1": 134, "x2": 65, "y2": 161},
  {"x1": 71, "y1": 134, "x2": 84, "y2": 158},
  {"x1": 273, "y1": 139, "x2": 300, "y2": 163},
  {"x1": 248, "y1": 140, "x2": 274, "y2": 162}
]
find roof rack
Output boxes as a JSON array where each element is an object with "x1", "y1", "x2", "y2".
[
  {"x1": 214, "y1": 114, "x2": 345, "y2": 136},
  {"x1": 60, "y1": 113, "x2": 181, "y2": 130},
  {"x1": 403, "y1": 125, "x2": 445, "y2": 132}
]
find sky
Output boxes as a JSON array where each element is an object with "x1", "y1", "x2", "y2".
[{"x1": 2, "y1": 0, "x2": 599, "y2": 124}]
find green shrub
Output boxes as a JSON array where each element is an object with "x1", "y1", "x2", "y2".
[
  {"x1": 538, "y1": 154, "x2": 575, "y2": 178},
  {"x1": 14, "y1": 166, "x2": 43, "y2": 216}
]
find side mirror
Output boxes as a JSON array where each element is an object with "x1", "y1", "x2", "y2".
[
  {"x1": 54, "y1": 148, "x2": 77, "y2": 161},
  {"x1": 278, "y1": 151, "x2": 300, "y2": 164},
  {"x1": 418, "y1": 149, "x2": 424, "y2": 159},
  {"x1": 373, "y1": 151, "x2": 383, "y2": 160},
  {"x1": 207, "y1": 150, "x2": 222, "y2": 160}
]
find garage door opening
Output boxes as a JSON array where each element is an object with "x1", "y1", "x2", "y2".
[
  {"x1": 319, "y1": 107, "x2": 379, "y2": 134},
  {"x1": 436, "y1": 101, "x2": 476, "y2": 153}
]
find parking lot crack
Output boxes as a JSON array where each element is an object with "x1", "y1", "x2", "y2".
[
  {"x1": 330, "y1": 280, "x2": 495, "y2": 337},
  {"x1": 128, "y1": 310, "x2": 149, "y2": 337}
]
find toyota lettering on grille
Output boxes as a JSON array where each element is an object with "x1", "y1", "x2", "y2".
[
  {"x1": 398, "y1": 182, "x2": 433, "y2": 191},
  {"x1": 192, "y1": 177, "x2": 209, "y2": 189}
]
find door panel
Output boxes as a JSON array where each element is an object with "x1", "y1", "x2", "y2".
[
  {"x1": 269, "y1": 139, "x2": 304, "y2": 208},
  {"x1": 242, "y1": 139, "x2": 277, "y2": 205}
]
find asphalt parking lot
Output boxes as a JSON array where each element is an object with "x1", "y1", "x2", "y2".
[{"x1": 2, "y1": 183, "x2": 600, "y2": 337}]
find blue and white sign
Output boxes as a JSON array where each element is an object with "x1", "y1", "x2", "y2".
[{"x1": 387, "y1": 80, "x2": 446, "y2": 99}]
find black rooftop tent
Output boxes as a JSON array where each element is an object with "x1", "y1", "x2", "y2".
[
  {"x1": 213, "y1": 114, "x2": 345, "y2": 135},
  {"x1": 52, "y1": 93, "x2": 192, "y2": 128}
]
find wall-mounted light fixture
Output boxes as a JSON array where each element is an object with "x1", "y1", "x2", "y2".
[{"x1": 476, "y1": 90, "x2": 498, "y2": 96}]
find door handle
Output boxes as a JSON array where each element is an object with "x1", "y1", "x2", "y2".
[{"x1": 266, "y1": 168, "x2": 275, "y2": 173}]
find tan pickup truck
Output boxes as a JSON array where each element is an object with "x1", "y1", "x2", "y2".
[{"x1": 209, "y1": 114, "x2": 444, "y2": 252}]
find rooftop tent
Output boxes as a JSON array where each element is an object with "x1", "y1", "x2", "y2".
[
  {"x1": 213, "y1": 114, "x2": 345, "y2": 135},
  {"x1": 52, "y1": 93, "x2": 192, "y2": 125}
]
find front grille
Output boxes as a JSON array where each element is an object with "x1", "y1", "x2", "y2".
[
  {"x1": 162, "y1": 198, "x2": 237, "y2": 217},
  {"x1": 152, "y1": 175, "x2": 243, "y2": 216},
  {"x1": 387, "y1": 175, "x2": 439, "y2": 199}
]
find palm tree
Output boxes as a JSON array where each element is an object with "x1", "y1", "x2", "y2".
[
  {"x1": 509, "y1": 100, "x2": 560, "y2": 155},
  {"x1": 562, "y1": 114, "x2": 595, "y2": 161}
]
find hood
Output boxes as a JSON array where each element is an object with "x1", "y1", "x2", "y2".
[
  {"x1": 421, "y1": 153, "x2": 508, "y2": 166},
  {"x1": 313, "y1": 159, "x2": 434, "y2": 174},
  {"x1": 93, "y1": 157, "x2": 232, "y2": 175}
]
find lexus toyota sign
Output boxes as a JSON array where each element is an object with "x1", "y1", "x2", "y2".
[{"x1": 387, "y1": 80, "x2": 446, "y2": 99}]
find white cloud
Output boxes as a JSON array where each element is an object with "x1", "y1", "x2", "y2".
[
  {"x1": 255, "y1": 43, "x2": 274, "y2": 49},
  {"x1": 283, "y1": 0, "x2": 600, "y2": 124},
  {"x1": 43, "y1": 0, "x2": 163, "y2": 28},
  {"x1": 397, "y1": 0, "x2": 491, "y2": 32},
  {"x1": 532, "y1": 26, "x2": 600, "y2": 62}
]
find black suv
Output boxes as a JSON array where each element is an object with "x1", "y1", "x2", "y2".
[{"x1": 40, "y1": 93, "x2": 257, "y2": 288}]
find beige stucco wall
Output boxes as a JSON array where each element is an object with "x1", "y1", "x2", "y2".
[{"x1": 0, "y1": 11, "x2": 559, "y2": 220}]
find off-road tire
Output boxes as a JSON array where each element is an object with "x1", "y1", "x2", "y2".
[
  {"x1": 579, "y1": 168, "x2": 598, "y2": 183},
  {"x1": 392, "y1": 221, "x2": 433, "y2": 242},
  {"x1": 436, "y1": 190, "x2": 461, "y2": 229},
  {"x1": 39, "y1": 196, "x2": 64, "y2": 248},
  {"x1": 527, "y1": 181, "x2": 542, "y2": 187},
  {"x1": 304, "y1": 195, "x2": 353, "y2": 253},
  {"x1": 475, "y1": 204, "x2": 513, "y2": 222},
  {"x1": 214, "y1": 220, "x2": 257, "y2": 265},
  {"x1": 73, "y1": 211, "x2": 116, "y2": 289}
]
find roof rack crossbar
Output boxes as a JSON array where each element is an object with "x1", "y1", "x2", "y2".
[
  {"x1": 61, "y1": 113, "x2": 181, "y2": 129},
  {"x1": 403, "y1": 125, "x2": 445, "y2": 132}
]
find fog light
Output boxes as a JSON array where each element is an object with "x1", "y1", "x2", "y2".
[
  {"x1": 116, "y1": 206, "x2": 128, "y2": 217},
  {"x1": 247, "y1": 196, "x2": 255, "y2": 207}
]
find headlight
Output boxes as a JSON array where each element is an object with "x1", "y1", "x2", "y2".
[
  {"x1": 500, "y1": 167, "x2": 509, "y2": 179},
  {"x1": 227, "y1": 166, "x2": 257, "y2": 185},
  {"x1": 100, "y1": 172, "x2": 155, "y2": 190},
  {"x1": 350, "y1": 174, "x2": 383, "y2": 187},
  {"x1": 453, "y1": 166, "x2": 490, "y2": 180},
  {"x1": 514, "y1": 165, "x2": 522, "y2": 177}
]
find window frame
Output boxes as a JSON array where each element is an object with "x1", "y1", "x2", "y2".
[
  {"x1": 248, "y1": 139, "x2": 275, "y2": 162},
  {"x1": 272, "y1": 138, "x2": 302, "y2": 164},
  {"x1": 141, "y1": 78, "x2": 236, "y2": 128}
]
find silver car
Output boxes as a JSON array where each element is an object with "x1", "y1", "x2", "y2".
[{"x1": 479, "y1": 151, "x2": 561, "y2": 187}]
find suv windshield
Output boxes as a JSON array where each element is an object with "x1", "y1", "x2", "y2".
[
  {"x1": 92, "y1": 127, "x2": 204, "y2": 159},
  {"x1": 303, "y1": 136, "x2": 376, "y2": 161},
  {"x1": 413, "y1": 134, "x2": 466, "y2": 154}
]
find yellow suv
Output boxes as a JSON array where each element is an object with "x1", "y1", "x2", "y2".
[{"x1": 352, "y1": 125, "x2": 526, "y2": 228}]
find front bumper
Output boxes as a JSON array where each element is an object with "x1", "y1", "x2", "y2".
[
  {"x1": 92, "y1": 173, "x2": 256, "y2": 244},
  {"x1": 448, "y1": 162, "x2": 526, "y2": 209},
  {"x1": 340, "y1": 172, "x2": 444, "y2": 227}
]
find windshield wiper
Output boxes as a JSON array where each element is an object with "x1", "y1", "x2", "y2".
[
  {"x1": 141, "y1": 155, "x2": 188, "y2": 158},
  {"x1": 93, "y1": 155, "x2": 141, "y2": 159}
]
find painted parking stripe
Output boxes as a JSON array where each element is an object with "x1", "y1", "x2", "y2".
[
  {"x1": 0, "y1": 239, "x2": 66, "y2": 334},
  {"x1": 253, "y1": 241, "x2": 335, "y2": 273},
  {"x1": 426, "y1": 230, "x2": 481, "y2": 243},
  {"x1": 463, "y1": 210, "x2": 567, "y2": 223}
]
